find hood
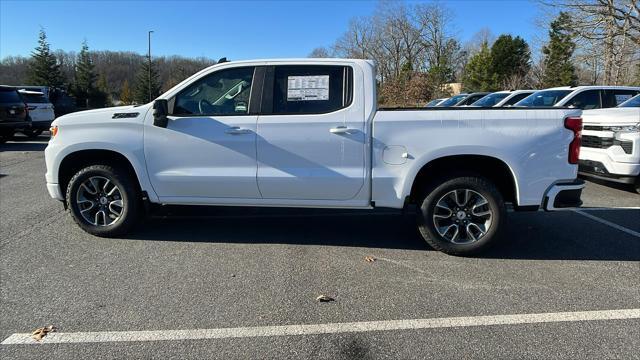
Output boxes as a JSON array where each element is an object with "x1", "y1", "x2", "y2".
[
  {"x1": 581, "y1": 107, "x2": 640, "y2": 125},
  {"x1": 52, "y1": 104, "x2": 151, "y2": 126}
]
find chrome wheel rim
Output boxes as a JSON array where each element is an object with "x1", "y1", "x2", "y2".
[
  {"x1": 432, "y1": 189, "x2": 493, "y2": 244},
  {"x1": 76, "y1": 176, "x2": 124, "y2": 226}
]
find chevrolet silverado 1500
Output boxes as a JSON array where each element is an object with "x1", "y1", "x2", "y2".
[{"x1": 45, "y1": 59, "x2": 585, "y2": 255}]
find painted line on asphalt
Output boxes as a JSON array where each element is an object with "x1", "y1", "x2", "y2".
[
  {"x1": 572, "y1": 210, "x2": 640, "y2": 238},
  {"x1": 579, "y1": 207, "x2": 640, "y2": 211},
  {"x1": 3, "y1": 308, "x2": 639, "y2": 345}
]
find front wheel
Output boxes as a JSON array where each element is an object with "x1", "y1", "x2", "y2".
[
  {"x1": 417, "y1": 175, "x2": 506, "y2": 256},
  {"x1": 66, "y1": 164, "x2": 141, "y2": 237}
]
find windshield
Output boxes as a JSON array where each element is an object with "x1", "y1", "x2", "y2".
[
  {"x1": 425, "y1": 99, "x2": 442, "y2": 107},
  {"x1": 472, "y1": 93, "x2": 509, "y2": 107},
  {"x1": 515, "y1": 90, "x2": 572, "y2": 107},
  {"x1": 437, "y1": 94, "x2": 467, "y2": 107},
  {"x1": 619, "y1": 94, "x2": 640, "y2": 108}
]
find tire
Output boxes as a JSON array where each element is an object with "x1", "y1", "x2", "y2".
[
  {"x1": 22, "y1": 128, "x2": 43, "y2": 138},
  {"x1": 66, "y1": 164, "x2": 141, "y2": 237},
  {"x1": 0, "y1": 130, "x2": 14, "y2": 143},
  {"x1": 416, "y1": 175, "x2": 506, "y2": 256}
]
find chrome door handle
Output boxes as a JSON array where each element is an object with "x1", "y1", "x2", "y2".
[
  {"x1": 329, "y1": 126, "x2": 352, "y2": 134},
  {"x1": 225, "y1": 127, "x2": 251, "y2": 135}
]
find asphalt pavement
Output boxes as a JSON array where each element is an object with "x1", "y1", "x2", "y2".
[{"x1": 1, "y1": 135, "x2": 639, "y2": 359}]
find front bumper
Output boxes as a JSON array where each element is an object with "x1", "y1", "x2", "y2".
[
  {"x1": 543, "y1": 179, "x2": 585, "y2": 211},
  {"x1": 46, "y1": 182, "x2": 64, "y2": 201}
]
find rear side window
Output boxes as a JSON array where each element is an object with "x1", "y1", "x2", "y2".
[
  {"x1": 270, "y1": 65, "x2": 352, "y2": 115},
  {"x1": 0, "y1": 89, "x2": 22, "y2": 103},
  {"x1": 565, "y1": 90, "x2": 601, "y2": 110}
]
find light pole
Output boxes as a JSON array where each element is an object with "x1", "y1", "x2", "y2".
[{"x1": 148, "y1": 30, "x2": 154, "y2": 103}]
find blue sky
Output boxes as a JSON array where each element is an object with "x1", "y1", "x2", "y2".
[{"x1": 0, "y1": 0, "x2": 540, "y2": 60}]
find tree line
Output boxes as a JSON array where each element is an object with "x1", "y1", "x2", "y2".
[
  {"x1": 0, "y1": 30, "x2": 215, "y2": 107},
  {"x1": 310, "y1": 0, "x2": 640, "y2": 106}
]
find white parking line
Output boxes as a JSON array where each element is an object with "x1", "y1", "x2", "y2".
[
  {"x1": 2, "y1": 308, "x2": 639, "y2": 345},
  {"x1": 572, "y1": 210, "x2": 640, "y2": 238}
]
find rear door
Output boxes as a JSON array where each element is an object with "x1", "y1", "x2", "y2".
[{"x1": 256, "y1": 65, "x2": 366, "y2": 200}]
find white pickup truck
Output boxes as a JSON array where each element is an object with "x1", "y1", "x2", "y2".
[{"x1": 45, "y1": 59, "x2": 584, "y2": 255}]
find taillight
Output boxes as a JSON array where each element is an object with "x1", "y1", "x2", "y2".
[{"x1": 564, "y1": 116, "x2": 582, "y2": 164}]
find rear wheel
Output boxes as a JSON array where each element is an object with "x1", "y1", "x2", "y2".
[
  {"x1": 66, "y1": 164, "x2": 141, "y2": 237},
  {"x1": 417, "y1": 175, "x2": 505, "y2": 256}
]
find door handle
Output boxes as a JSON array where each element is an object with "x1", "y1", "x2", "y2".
[
  {"x1": 225, "y1": 127, "x2": 251, "y2": 135},
  {"x1": 329, "y1": 126, "x2": 352, "y2": 134}
]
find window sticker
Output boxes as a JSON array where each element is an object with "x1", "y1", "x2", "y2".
[{"x1": 287, "y1": 75, "x2": 329, "y2": 101}]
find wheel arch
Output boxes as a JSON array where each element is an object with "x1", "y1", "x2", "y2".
[
  {"x1": 58, "y1": 149, "x2": 147, "y2": 202},
  {"x1": 407, "y1": 154, "x2": 519, "y2": 205}
]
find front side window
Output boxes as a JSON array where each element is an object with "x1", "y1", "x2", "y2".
[
  {"x1": 173, "y1": 67, "x2": 254, "y2": 116},
  {"x1": 271, "y1": 65, "x2": 352, "y2": 115},
  {"x1": 565, "y1": 90, "x2": 601, "y2": 110},
  {"x1": 515, "y1": 90, "x2": 572, "y2": 107}
]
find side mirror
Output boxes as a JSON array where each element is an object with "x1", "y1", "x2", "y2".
[{"x1": 153, "y1": 99, "x2": 169, "y2": 128}]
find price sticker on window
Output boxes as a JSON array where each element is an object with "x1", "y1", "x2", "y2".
[{"x1": 287, "y1": 75, "x2": 329, "y2": 101}]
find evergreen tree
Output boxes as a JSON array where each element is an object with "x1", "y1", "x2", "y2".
[
  {"x1": 541, "y1": 12, "x2": 578, "y2": 88},
  {"x1": 490, "y1": 34, "x2": 530, "y2": 88},
  {"x1": 462, "y1": 41, "x2": 496, "y2": 92},
  {"x1": 133, "y1": 59, "x2": 161, "y2": 104},
  {"x1": 73, "y1": 40, "x2": 96, "y2": 107},
  {"x1": 89, "y1": 73, "x2": 110, "y2": 108},
  {"x1": 28, "y1": 29, "x2": 64, "y2": 87},
  {"x1": 120, "y1": 79, "x2": 132, "y2": 105}
]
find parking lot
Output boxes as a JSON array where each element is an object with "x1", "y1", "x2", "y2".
[{"x1": 1, "y1": 135, "x2": 639, "y2": 359}]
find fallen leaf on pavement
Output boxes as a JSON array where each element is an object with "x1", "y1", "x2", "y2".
[
  {"x1": 31, "y1": 325, "x2": 56, "y2": 341},
  {"x1": 316, "y1": 295, "x2": 335, "y2": 302},
  {"x1": 364, "y1": 256, "x2": 376, "y2": 262}
]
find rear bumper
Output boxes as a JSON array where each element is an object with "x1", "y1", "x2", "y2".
[
  {"x1": 31, "y1": 120, "x2": 53, "y2": 129},
  {"x1": 543, "y1": 179, "x2": 585, "y2": 211},
  {"x1": 0, "y1": 121, "x2": 31, "y2": 130}
]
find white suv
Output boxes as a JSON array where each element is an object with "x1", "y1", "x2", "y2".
[
  {"x1": 515, "y1": 86, "x2": 640, "y2": 110},
  {"x1": 578, "y1": 94, "x2": 640, "y2": 193},
  {"x1": 18, "y1": 89, "x2": 55, "y2": 137}
]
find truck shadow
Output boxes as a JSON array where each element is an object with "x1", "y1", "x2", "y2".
[{"x1": 129, "y1": 207, "x2": 640, "y2": 261}]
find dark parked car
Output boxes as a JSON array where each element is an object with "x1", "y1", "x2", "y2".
[
  {"x1": 454, "y1": 92, "x2": 490, "y2": 106},
  {"x1": 0, "y1": 85, "x2": 31, "y2": 143}
]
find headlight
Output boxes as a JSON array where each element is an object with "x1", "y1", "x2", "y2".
[{"x1": 610, "y1": 123, "x2": 640, "y2": 133}]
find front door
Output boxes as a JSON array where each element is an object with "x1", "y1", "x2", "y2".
[
  {"x1": 144, "y1": 66, "x2": 261, "y2": 199},
  {"x1": 256, "y1": 65, "x2": 366, "y2": 200}
]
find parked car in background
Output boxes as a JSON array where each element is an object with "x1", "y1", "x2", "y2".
[
  {"x1": 17, "y1": 85, "x2": 76, "y2": 117},
  {"x1": 425, "y1": 98, "x2": 446, "y2": 107},
  {"x1": 515, "y1": 86, "x2": 640, "y2": 110},
  {"x1": 578, "y1": 94, "x2": 640, "y2": 193},
  {"x1": 494, "y1": 90, "x2": 536, "y2": 107},
  {"x1": 45, "y1": 58, "x2": 585, "y2": 256},
  {"x1": 0, "y1": 85, "x2": 31, "y2": 143},
  {"x1": 18, "y1": 89, "x2": 55, "y2": 137},
  {"x1": 435, "y1": 93, "x2": 468, "y2": 107},
  {"x1": 469, "y1": 91, "x2": 512, "y2": 107},
  {"x1": 454, "y1": 92, "x2": 490, "y2": 106}
]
